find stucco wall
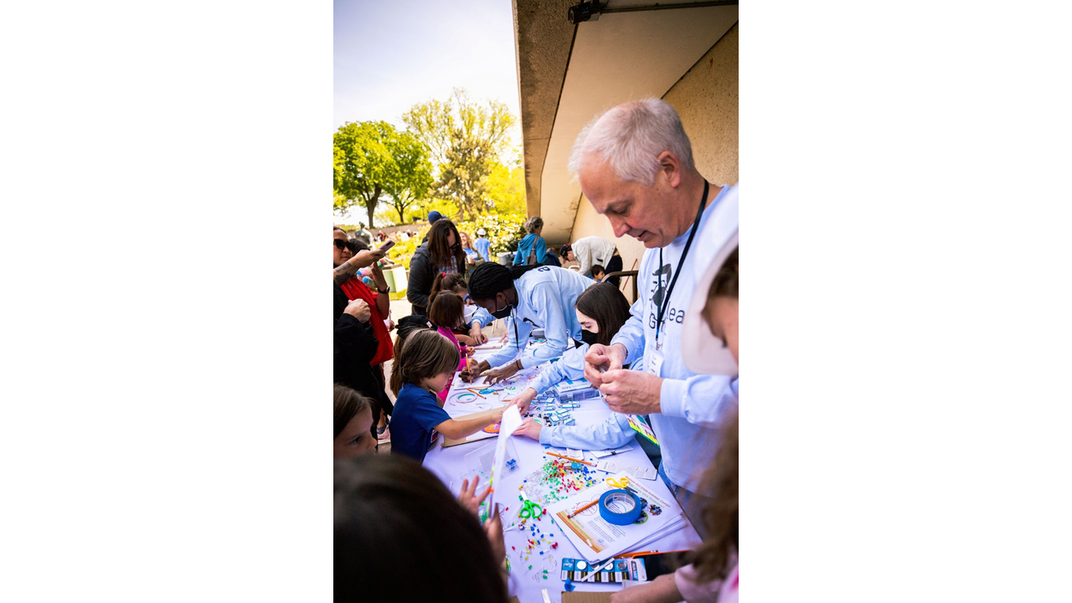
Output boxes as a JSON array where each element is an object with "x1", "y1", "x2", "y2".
[
  {"x1": 568, "y1": 22, "x2": 739, "y2": 302},
  {"x1": 663, "y1": 22, "x2": 739, "y2": 186}
]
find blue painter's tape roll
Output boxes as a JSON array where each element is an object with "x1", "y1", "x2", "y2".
[{"x1": 599, "y1": 489, "x2": 641, "y2": 525}]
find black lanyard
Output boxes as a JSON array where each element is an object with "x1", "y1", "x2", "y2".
[{"x1": 655, "y1": 180, "x2": 709, "y2": 348}]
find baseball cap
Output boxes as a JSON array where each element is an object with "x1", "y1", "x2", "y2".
[
  {"x1": 428, "y1": 211, "x2": 443, "y2": 224},
  {"x1": 682, "y1": 184, "x2": 738, "y2": 375},
  {"x1": 477, "y1": 228, "x2": 486, "y2": 236}
]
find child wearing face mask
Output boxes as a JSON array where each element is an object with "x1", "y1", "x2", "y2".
[
  {"x1": 508, "y1": 283, "x2": 630, "y2": 414},
  {"x1": 510, "y1": 283, "x2": 648, "y2": 454}
]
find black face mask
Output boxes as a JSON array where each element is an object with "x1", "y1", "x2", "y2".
[
  {"x1": 490, "y1": 297, "x2": 513, "y2": 320},
  {"x1": 580, "y1": 329, "x2": 599, "y2": 346}
]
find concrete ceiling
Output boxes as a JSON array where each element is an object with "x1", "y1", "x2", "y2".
[{"x1": 513, "y1": 0, "x2": 738, "y2": 244}]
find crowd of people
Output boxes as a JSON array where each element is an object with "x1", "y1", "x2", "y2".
[{"x1": 333, "y1": 98, "x2": 740, "y2": 603}]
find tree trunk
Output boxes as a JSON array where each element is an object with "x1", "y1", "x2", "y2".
[{"x1": 366, "y1": 185, "x2": 381, "y2": 228}]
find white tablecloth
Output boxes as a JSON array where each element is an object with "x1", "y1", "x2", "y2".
[{"x1": 422, "y1": 343, "x2": 701, "y2": 603}]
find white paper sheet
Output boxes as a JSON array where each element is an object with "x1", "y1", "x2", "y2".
[{"x1": 485, "y1": 404, "x2": 522, "y2": 511}]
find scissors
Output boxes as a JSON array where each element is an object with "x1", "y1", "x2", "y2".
[
  {"x1": 519, "y1": 492, "x2": 543, "y2": 519},
  {"x1": 606, "y1": 476, "x2": 631, "y2": 489}
]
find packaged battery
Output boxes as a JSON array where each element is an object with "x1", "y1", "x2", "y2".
[
  {"x1": 559, "y1": 387, "x2": 601, "y2": 403},
  {"x1": 553, "y1": 379, "x2": 593, "y2": 395}
]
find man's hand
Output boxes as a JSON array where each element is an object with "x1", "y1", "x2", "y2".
[
  {"x1": 458, "y1": 476, "x2": 491, "y2": 518},
  {"x1": 482, "y1": 361, "x2": 520, "y2": 385},
  {"x1": 469, "y1": 324, "x2": 488, "y2": 345},
  {"x1": 460, "y1": 359, "x2": 490, "y2": 382},
  {"x1": 343, "y1": 298, "x2": 371, "y2": 323},
  {"x1": 584, "y1": 343, "x2": 628, "y2": 387},
  {"x1": 512, "y1": 417, "x2": 543, "y2": 441},
  {"x1": 599, "y1": 369, "x2": 663, "y2": 415}
]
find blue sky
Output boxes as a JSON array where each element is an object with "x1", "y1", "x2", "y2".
[{"x1": 334, "y1": 0, "x2": 521, "y2": 131}]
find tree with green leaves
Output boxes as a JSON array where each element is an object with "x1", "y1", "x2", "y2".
[
  {"x1": 402, "y1": 88, "x2": 516, "y2": 220},
  {"x1": 333, "y1": 121, "x2": 432, "y2": 228},
  {"x1": 382, "y1": 133, "x2": 434, "y2": 224},
  {"x1": 484, "y1": 159, "x2": 526, "y2": 219}
]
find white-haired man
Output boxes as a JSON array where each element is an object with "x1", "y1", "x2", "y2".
[{"x1": 571, "y1": 98, "x2": 739, "y2": 504}]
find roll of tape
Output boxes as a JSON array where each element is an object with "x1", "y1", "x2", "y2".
[{"x1": 598, "y1": 489, "x2": 641, "y2": 525}]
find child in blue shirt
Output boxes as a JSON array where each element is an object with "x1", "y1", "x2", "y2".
[{"x1": 390, "y1": 329, "x2": 506, "y2": 463}]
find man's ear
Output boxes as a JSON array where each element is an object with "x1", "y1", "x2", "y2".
[{"x1": 657, "y1": 151, "x2": 682, "y2": 188}]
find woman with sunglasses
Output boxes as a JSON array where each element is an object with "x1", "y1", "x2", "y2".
[{"x1": 333, "y1": 227, "x2": 393, "y2": 436}]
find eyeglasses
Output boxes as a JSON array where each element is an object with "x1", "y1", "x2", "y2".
[{"x1": 333, "y1": 239, "x2": 348, "y2": 250}]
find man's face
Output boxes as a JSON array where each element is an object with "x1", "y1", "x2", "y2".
[
  {"x1": 333, "y1": 230, "x2": 352, "y2": 267},
  {"x1": 566, "y1": 250, "x2": 576, "y2": 262},
  {"x1": 578, "y1": 157, "x2": 676, "y2": 248},
  {"x1": 474, "y1": 291, "x2": 513, "y2": 320}
]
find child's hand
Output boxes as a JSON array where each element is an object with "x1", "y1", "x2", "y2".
[
  {"x1": 469, "y1": 325, "x2": 488, "y2": 344},
  {"x1": 458, "y1": 476, "x2": 491, "y2": 518},
  {"x1": 513, "y1": 417, "x2": 543, "y2": 441},
  {"x1": 511, "y1": 388, "x2": 537, "y2": 414},
  {"x1": 491, "y1": 405, "x2": 507, "y2": 422},
  {"x1": 483, "y1": 503, "x2": 505, "y2": 563},
  {"x1": 609, "y1": 573, "x2": 681, "y2": 603}
]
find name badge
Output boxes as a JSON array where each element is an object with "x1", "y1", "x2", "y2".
[{"x1": 646, "y1": 347, "x2": 664, "y2": 377}]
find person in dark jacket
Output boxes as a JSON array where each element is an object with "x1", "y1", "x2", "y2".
[
  {"x1": 406, "y1": 219, "x2": 467, "y2": 316},
  {"x1": 334, "y1": 282, "x2": 392, "y2": 443}
]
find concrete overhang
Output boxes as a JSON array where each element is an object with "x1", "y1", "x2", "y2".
[{"x1": 512, "y1": 0, "x2": 738, "y2": 245}]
